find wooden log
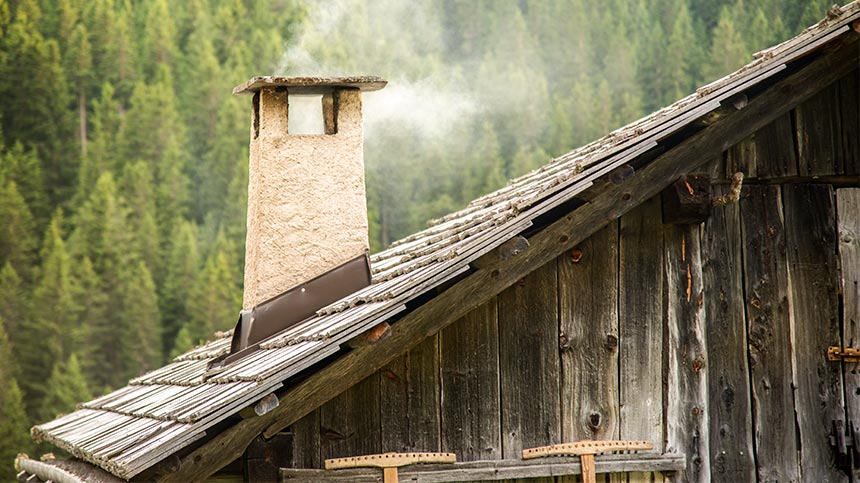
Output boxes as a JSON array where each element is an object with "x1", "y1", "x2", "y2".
[
  {"x1": 619, "y1": 196, "x2": 665, "y2": 483},
  {"x1": 838, "y1": 69, "x2": 859, "y2": 175},
  {"x1": 319, "y1": 374, "x2": 381, "y2": 461},
  {"x1": 380, "y1": 335, "x2": 441, "y2": 453},
  {"x1": 739, "y1": 185, "x2": 800, "y2": 481},
  {"x1": 281, "y1": 453, "x2": 688, "y2": 482},
  {"x1": 701, "y1": 185, "x2": 755, "y2": 482},
  {"x1": 156, "y1": 38, "x2": 860, "y2": 482},
  {"x1": 664, "y1": 224, "x2": 710, "y2": 483},
  {"x1": 439, "y1": 301, "x2": 501, "y2": 463},
  {"x1": 783, "y1": 184, "x2": 846, "y2": 482},
  {"x1": 498, "y1": 262, "x2": 560, "y2": 483},
  {"x1": 838, "y1": 188, "x2": 860, "y2": 482},
  {"x1": 794, "y1": 82, "x2": 842, "y2": 177},
  {"x1": 558, "y1": 222, "x2": 620, "y2": 483}
]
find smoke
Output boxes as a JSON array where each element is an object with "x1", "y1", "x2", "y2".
[{"x1": 277, "y1": 0, "x2": 484, "y2": 140}]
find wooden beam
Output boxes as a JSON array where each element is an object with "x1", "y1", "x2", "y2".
[
  {"x1": 280, "y1": 454, "x2": 686, "y2": 482},
  {"x1": 154, "y1": 34, "x2": 859, "y2": 483}
]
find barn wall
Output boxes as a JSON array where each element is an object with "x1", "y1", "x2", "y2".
[{"x1": 280, "y1": 69, "x2": 859, "y2": 483}]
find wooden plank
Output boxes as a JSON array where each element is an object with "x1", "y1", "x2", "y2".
[
  {"x1": 559, "y1": 222, "x2": 620, "y2": 442},
  {"x1": 726, "y1": 135, "x2": 757, "y2": 180},
  {"x1": 794, "y1": 82, "x2": 842, "y2": 177},
  {"x1": 157, "y1": 38, "x2": 860, "y2": 482},
  {"x1": 498, "y1": 262, "x2": 560, "y2": 483},
  {"x1": 700, "y1": 185, "x2": 755, "y2": 483},
  {"x1": 380, "y1": 335, "x2": 441, "y2": 453},
  {"x1": 619, "y1": 196, "x2": 665, "y2": 483},
  {"x1": 838, "y1": 69, "x2": 859, "y2": 175},
  {"x1": 739, "y1": 185, "x2": 799, "y2": 482},
  {"x1": 281, "y1": 454, "x2": 688, "y2": 482},
  {"x1": 319, "y1": 374, "x2": 381, "y2": 461},
  {"x1": 290, "y1": 409, "x2": 321, "y2": 469},
  {"x1": 664, "y1": 224, "x2": 710, "y2": 483},
  {"x1": 783, "y1": 184, "x2": 846, "y2": 482},
  {"x1": 558, "y1": 222, "x2": 620, "y2": 483},
  {"x1": 838, "y1": 188, "x2": 860, "y2": 483},
  {"x1": 750, "y1": 112, "x2": 798, "y2": 179},
  {"x1": 244, "y1": 433, "x2": 293, "y2": 483},
  {"x1": 439, "y1": 300, "x2": 501, "y2": 462}
]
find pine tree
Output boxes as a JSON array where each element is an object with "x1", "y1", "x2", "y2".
[
  {"x1": 703, "y1": 6, "x2": 749, "y2": 81},
  {"x1": 71, "y1": 256, "x2": 108, "y2": 386},
  {"x1": 170, "y1": 323, "x2": 196, "y2": 359},
  {"x1": 186, "y1": 236, "x2": 240, "y2": 343},
  {"x1": 18, "y1": 211, "x2": 74, "y2": 413},
  {"x1": 65, "y1": 23, "x2": 93, "y2": 160},
  {"x1": 0, "y1": 262, "x2": 25, "y2": 348},
  {"x1": 665, "y1": 2, "x2": 700, "y2": 104},
  {"x1": 38, "y1": 354, "x2": 92, "y2": 422},
  {"x1": 0, "y1": 323, "x2": 30, "y2": 481},
  {"x1": 160, "y1": 220, "x2": 200, "y2": 354},
  {"x1": 0, "y1": 2, "x2": 73, "y2": 202},
  {"x1": 0, "y1": 180, "x2": 37, "y2": 275},
  {"x1": 0, "y1": 142, "x2": 48, "y2": 223},
  {"x1": 119, "y1": 161, "x2": 159, "y2": 274},
  {"x1": 116, "y1": 260, "x2": 162, "y2": 382}
]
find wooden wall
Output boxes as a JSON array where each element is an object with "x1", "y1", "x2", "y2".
[{"x1": 283, "y1": 70, "x2": 860, "y2": 483}]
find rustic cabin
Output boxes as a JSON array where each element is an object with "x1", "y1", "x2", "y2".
[{"x1": 14, "y1": 3, "x2": 860, "y2": 483}]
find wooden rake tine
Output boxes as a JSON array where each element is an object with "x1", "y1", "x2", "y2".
[
  {"x1": 522, "y1": 440, "x2": 653, "y2": 483},
  {"x1": 325, "y1": 452, "x2": 456, "y2": 483}
]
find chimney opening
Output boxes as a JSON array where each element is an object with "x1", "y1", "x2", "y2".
[
  {"x1": 288, "y1": 94, "x2": 326, "y2": 135},
  {"x1": 252, "y1": 92, "x2": 260, "y2": 139}
]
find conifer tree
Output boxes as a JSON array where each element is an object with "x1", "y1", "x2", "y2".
[
  {"x1": 170, "y1": 323, "x2": 196, "y2": 359},
  {"x1": 117, "y1": 260, "x2": 162, "y2": 382},
  {"x1": 18, "y1": 211, "x2": 74, "y2": 412},
  {"x1": 38, "y1": 354, "x2": 92, "y2": 422},
  {"x1": 119, "y1": 161, "x2": 159, "y2": 274},
  {"x1": 65, "y1": 23, "x2": 93, "y2": 160},
  {"x1": 0, "y1": 322, "x2": 30, "y2": 481},
  {"x1": 71, "y1": 256, "x2": 107, "y2": 381},
  {"x1": 160, "y1": 220, "x2": 200, "y2": 353},
  {"x1": 665, "y1": 2, "x2": 700, "y2": 103},
  {"x1": 0, "y1": 262, "x2": 25, "y2": 348},
  {"x1": 704, "y1": 6, "x2": 750, "y2": 81},
  {"x1": 186, "y1": 235, "x2": 240, "y2": 343},
  {"x1": 1, "y1": 142, "x2": 48, "y2": 223},
  {"x1": 0, "y1": 181, "x2": 37, "y2": 275}
]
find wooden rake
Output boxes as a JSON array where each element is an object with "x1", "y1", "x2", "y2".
[
  {"x1": 522, "y1": 440, "x2": 653, "y2": 483},
  {"x1": 325, "y1": 452, "x2": 456, "y2": 483}
]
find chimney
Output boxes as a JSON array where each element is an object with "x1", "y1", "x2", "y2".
[{"x1": 233, "y1": 76, "x2": 387, "y2": 310}]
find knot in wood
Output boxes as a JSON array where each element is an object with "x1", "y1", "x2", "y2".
[
  {"x1": 558, "y1": 334, "x2": 571, "y2": 351},
  {"x1": 605, "y1": 334, "x2": 618, "y2": 351},
  {"x1": 692, "y1": 358, "x2": 704, "y2": 373},
  {"x1": 588, "y1": 412, "x2": 602, "y2": 429},
  {"x1": 570, "y1": 248, "x2": 584, "y2": 263}
]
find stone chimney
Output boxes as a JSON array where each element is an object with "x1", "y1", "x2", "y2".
[{"x1": 233, "y1": 76, "x2": 387, "y2": 309}]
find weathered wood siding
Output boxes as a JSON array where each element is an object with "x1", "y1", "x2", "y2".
[{"x1": 279, "y1": 68, "x2": 859, "y2": 483}]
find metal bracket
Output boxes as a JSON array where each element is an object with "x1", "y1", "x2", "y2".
[{"x1": 828, "y1": 347, "x2": 860, "y2": 362}]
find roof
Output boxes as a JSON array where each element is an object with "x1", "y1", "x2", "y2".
[
  {"x1": 29, "y1": 3, "x2": 860, "y2": 480},
  {"x1": 232, "y1": 75, "x2": 387, "y2": 95}
]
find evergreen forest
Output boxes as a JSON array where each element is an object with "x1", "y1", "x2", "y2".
[{"x1": 0, "y1": 0, "x2": 835, "y2": 474}]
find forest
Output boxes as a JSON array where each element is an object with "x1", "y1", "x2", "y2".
[{"x1": 0, "y1": 0, "x2": 834, "y2": 475}]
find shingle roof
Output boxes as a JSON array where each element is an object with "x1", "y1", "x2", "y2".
[{"x1": 30, "y1": 3, "x2": 860, "y2": 479}]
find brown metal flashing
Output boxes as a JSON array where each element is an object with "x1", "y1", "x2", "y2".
[
  {"x1": 210, "y1": 252, "x2": 371, "y2": 371},
  {"x1": 233, "y1": 76, "x2": 387, "y2": 95}
]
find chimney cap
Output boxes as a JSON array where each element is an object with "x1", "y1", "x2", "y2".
[{"x1": 233, "y1": 75, "x2": 387, "y2": 95}]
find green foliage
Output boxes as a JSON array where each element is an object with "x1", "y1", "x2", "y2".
[
  {"x1": 38, "y1": 354, "x2": 92, "y2": 422},
  {"x1": 0, "y1": 322, "x2": 31, "y2": 481},
  {"x1": 0, "y1": 0, "x2": 826, "y2": 450}
]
